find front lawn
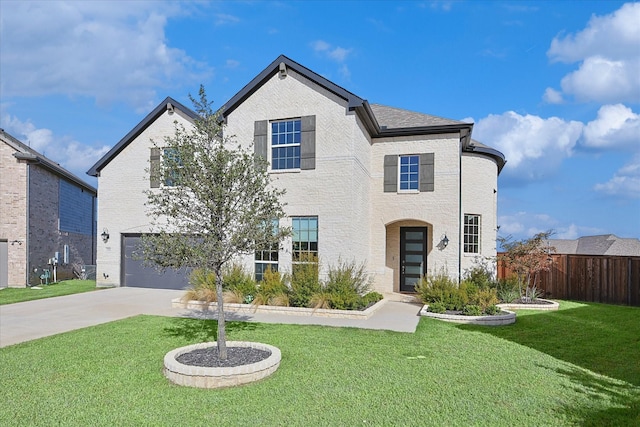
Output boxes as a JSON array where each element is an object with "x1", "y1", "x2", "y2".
[
  {"x1": 0, "y1": 302, "x2": 638, "y2": 426},
  {"x1": 0, "y1": 280, "x2": 99, "y2": 305}
]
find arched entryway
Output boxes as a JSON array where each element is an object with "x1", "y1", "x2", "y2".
[{"x1": 385, "y1": 220, "x2": 433, "y2": 293}]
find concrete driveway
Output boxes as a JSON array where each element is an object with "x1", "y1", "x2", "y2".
[{"x1": 0, "y1": 287, "x2": 422, "y2": 348}]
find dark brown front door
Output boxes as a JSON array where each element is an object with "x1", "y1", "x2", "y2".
[{"x1": 400, "y1": 227, "x2": 427, "y2": 292}]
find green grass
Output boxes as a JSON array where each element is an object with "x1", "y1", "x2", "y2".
[
  {"x1": 0, "y1": 302, "x2": 638, "y2": 426},
  {"x1": 0, "y1": 280, "x2": 100, "y2": 305}
]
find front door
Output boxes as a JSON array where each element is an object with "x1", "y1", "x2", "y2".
[{"x1": 400, "y1": 227, "x2": 427, "y2": 292}]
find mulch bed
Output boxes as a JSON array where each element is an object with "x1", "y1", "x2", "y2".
[
  {"x1": 509, "y1": 298, "x2": 555, "y2": 305},
  {"x1": 176, "y1": 346, "x2": 271, "y2": 368}
]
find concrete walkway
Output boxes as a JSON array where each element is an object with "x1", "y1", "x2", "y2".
[{"x1": 0, "y1": 287, "x2": 422, "y2": 348}]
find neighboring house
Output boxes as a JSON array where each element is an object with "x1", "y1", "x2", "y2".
[
  {"x1": 0, "y1": 129, "x2": 97, "y2": 287},
  {"x1": 88, "y1": 55, "x2": 505, "y2": 294},
  {"x1": 547, "y1": 235, "x2": 640, "y2": 257}
]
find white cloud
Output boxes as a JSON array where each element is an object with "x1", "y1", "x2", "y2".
[
  {"x1": 594, "y1": 153, "x2": 640, "y2": 199},
  {"x1": 543, "y1": 87, "x2": 564, "y2": 104},
  {"x1": 311, "y1": 40, "x2": 352, "y2": 62},
  {"x1": 546, "y1": 2, "x2": 640, "y2": 104},
  {"x1": 225, "y1": 59, "x2": 240, "y2": 69},
  {"x1": 0, "y1": 1, "x2": 210, "y2": 111},
  {"x1": 1, "y1": 114, "x2": 110, "y2": 180},
  {"x1": 498, "y1": 212, "x2": 603, "y2": 242},
  {"x1": 214, "y1": 13, "x2": 240, "y2": 26},
  {"x1": 473, "y1": 111, "x2": 583, "y2": 181},
  {"x1": 581, "y1": 104, "x2": 640, "y2": 150}
]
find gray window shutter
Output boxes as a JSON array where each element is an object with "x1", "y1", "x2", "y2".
[
  {"x1": 383, "y1": 155, "x2": 398, "y2": 192},
  {"x1": 254, "y1": 120, "x2": 268, "y2": 160},
  {"x1": 150, "y1": 148, "x2": 160, "y2": 188},
  {"x1": 300, "y1": 115, "x2": 316, "y2": 170},
  {"x1": 419, "y1": 153, "x2": 434, "y2": 192}
]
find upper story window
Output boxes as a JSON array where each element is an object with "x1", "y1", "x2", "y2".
[
  {"x1": 271, "y1": 119, "x2": 301, "y2": 170},
  {"x1": 399, "y1": 155, "x2": 419, "y2": 191},
  {"x1": 464, "y1": 214, "x2": 481, "y2": 254},
  {"x1": 384, "y1": 153, "x2": 434, "y2": 193},
  {"x1": 149, "y1": 147, "x2": 181, "y2": 188},
  {"x1": 254, "y1": 116, "x2": 316, "y2": 171}
]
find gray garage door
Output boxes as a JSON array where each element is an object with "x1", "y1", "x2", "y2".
[{"x1": 122, "y1": 235, "x2": 191, "y2": 290}]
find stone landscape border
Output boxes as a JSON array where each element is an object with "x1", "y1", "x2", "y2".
[
  {"x1": 172, "y1": 297, "x2": 387, "y2": 319},
  {"x1": 497, "y1": 299, "x2": 559, "y2": 311},
  {"x1": 419, "y1": 305, "x2": 516, "y2": 326},
  {"x1": 164, "y1": 341, "x2": 281, "y2": 389}
]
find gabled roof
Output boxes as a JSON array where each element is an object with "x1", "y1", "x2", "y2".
[
  {"x1": 547, "y1": 235, "x2": 640, "y2": 256},
  {"x1": 87, "y1": 97, "x2": 197, "y2": 177},
  {"x1": 1, "y1": 128, "x2": 96, "y2": 194},
  {"x1": 88, "y1": 55, "x2": 506, "y2": 176}
]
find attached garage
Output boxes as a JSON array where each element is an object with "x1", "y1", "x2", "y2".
[{"x1": 122, "y1": 235, "x2": 191, "y2": 290}]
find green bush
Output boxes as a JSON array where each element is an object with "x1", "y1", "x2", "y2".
[
  {"x1": 254, "y1": 267, "x2": 289, "y2": 306},
  {"x1": 328, "y1": 291, "x2": 362, "y2": 310},
  {"x1": 325, "y1": 259, "x2": 371, "y2": 296},
  {"x1": 361, "y1": 291, "x2": 383, "y2": 307},
  {"x1": 475, "y1": 288, "x2": 499, "y2": 311},
  {"x1": 222, "y1": 263, "x2": 256, "y2": 297},
  {"x1": 414, "y1": 267, "x2": 458, "y2": 304},
  {"x1": 184, "y1": 268, "x2": 218, "y2": 303},
  {"x1": 484, "y1": 305, "x2": 501, "y2": 315},
  {"x1": 462, "y1": 305, "x2": 482, "y2": 316},
  {"x1": 290, "y1": 253, "x2": 321, "y2": 307},
  {"x1": 497, "y1": 275, "x2": 521, "y2": 303},
  {"x1": 463, "y1": 259, "x2": 496, "y2": 290},
  {"x1": 428, "y1": 301, "x2": 447, "y2": 314}
]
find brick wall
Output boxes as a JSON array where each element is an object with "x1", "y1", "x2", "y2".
[{"x1": 0, "y1": 140, "x2": 28, "y2": 286}]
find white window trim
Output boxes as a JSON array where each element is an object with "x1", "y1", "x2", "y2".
[
  {"x1": 463, "y1": 214, "x2": 481, "y2": 254},
  {"x1": 397, "y1": 154, "x2": 420, "y2": 193},
  {"x1": 269, "y1": 118, "x2": 302, "y2": 173}
]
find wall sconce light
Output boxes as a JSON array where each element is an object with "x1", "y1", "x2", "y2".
[
  {"x1": 438, "y1": 234, "x2": 449, "y2": 249},
  {"x1": 11, "y1": 240, "x2": 23, "y2": 245},
  {"x1": 101, "y1": 228, "x2": 110, "y2": 243}
]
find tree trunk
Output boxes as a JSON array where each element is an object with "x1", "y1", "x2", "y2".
[{"x1": 215, "y1": 267, "x2": 227, "y2": 360}]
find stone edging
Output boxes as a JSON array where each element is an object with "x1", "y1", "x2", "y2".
[
  {"x1": 497, "y1": 299, "x2": 559, "y2": 311},
  {"x1": 419, "y1": 305, "x2": 516, "y2": 326},
  {"x1": 163, "y1": 341, "x2": 281, "y2": 389},
  {"x1": 172, "y1": 297, "x2": 387, "y2": 319}
]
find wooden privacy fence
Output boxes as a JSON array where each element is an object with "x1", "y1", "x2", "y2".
[{"x1": 497, "y1": 254, "x2": 640, "y2": 306}]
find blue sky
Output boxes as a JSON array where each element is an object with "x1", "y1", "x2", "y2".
[{"x1": 1, "y1": 1, "x2": 639, "y2": 243}]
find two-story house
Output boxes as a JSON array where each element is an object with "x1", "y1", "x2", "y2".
[
  {"x1": 1, "y1": 129, "x2": 97, "y2": 287},
  {"x1": 88, "y1": 55, "x2": 505, "y2": 294}
]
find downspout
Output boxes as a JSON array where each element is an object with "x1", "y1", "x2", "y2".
[{"x1": 458, "y1": 135, "x2": 462, "y2": 282}]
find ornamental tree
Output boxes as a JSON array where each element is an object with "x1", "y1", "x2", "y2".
[
  {"x1": 140, "y1": 86, "x2": 289, "y2": 360},
  {"x1": 498, "y1": 230, "x2": 555, "y2": 301}
]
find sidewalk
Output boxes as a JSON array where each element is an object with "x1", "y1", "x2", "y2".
[{"x1": 0, "y1": 287, "x2": 422, "y2": 347}]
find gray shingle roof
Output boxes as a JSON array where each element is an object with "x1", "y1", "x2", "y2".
[
  {"x1": 1, "y1": 128, "x2": 96, "y2": 194},
  {"x1": 370, "y1": 104, "x2": 466, "y2": 129},
  {"x1": 547, "y1": 235, "x2": 640, "y2": 256}
]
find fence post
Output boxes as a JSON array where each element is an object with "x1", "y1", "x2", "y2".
[{"x1": 629, "y1": 257, "x2": 632, "y2": 306}]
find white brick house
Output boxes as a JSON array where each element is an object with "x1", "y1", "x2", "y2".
[{"x1": 88, "y1": 55, "x2": 505, "y2": 294}]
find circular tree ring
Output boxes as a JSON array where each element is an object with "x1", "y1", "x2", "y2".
[{"x1": 163, "y1": 341, "x2": 281, "y2": 389}]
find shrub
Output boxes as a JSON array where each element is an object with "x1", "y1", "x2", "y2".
[
  {"x1": 328, "y1": 291, "x2": 362, "y2": 310},
  {"x1": 309, "y1": 291, "x2": 332, "y2": 309},
  {"x1": 325, "y1": 259, "x2": 371, "y2": 296},
  {"x1": 414, "y1": 267, "x2": 458, "y2": 304},
  {"x1": 290, "y1": 253, "x2": 321, "y2": 307},
  {"x1": 463, "y1": 259, "x2": 496, "y2": 290},
  {"x1": 428, "y1": 301, "x2": 447, "y2": 314},
  {"x1": 484, "y1": 305, "x2": 501, "y2": 315},
  {"x1": 254, "y1": 267, "x2": 289, "y2": 306},
  {"x1": 462, "y1": 305, "x2": 482, "y2": 316},
  {"x1": 497, "y1": 275, "x2": 520, "y2": 303},
  {"x1": 475, "y1": 288, "x2": 499, "y2": 311},
  {"x1": 222, "y1": 289, "x2": 244, "y2": 304},
  {"x1": 222, "y1": 263, "x2": 256, "y2": 297},
  {"x1": 361, "y1": 291, "x2": 383, "y2": 307},
  {"x1": 183, "y1": 268, "x2": 217, "y2": 303}
]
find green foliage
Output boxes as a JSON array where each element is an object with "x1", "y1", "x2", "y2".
[
  {"x1": 427, "y1": 301, "x2": 447, "y2": 314},
  {"x1": 184, "y1": 268, "x2": 218, "y2": 303},
  {"x1": 474, "y1": 288, "x2": 499, "y2": 311},
  {"x1": 309, "y1": 291, "x2": 332, "y2": 309},
  {"x1": 497, "y1": 275, "x2": 521, "y2": 303},
  {"x1": 290, "y1": 253, "x2": 321, "y2": 307},
  {"x1": 222, "y1": 263, "x2": 257, "y2": 297},
  {"x1": 254, "y1": 267, "x2": 289, "y2": 306},
  {"x1": 463, "y1": 258, "x2": 496, "y2": 290},
  {"x1": 322, "y1": 259, "x2": 373, "y2": 310},
  {"x1": 462, "y1": 304, "x2": 482, "y2": 316},
  {"x1": 361, "y1": 291, "x2": 383, "y2": 307},
  {"x1": 414, "y1": 267, "x2": 458, "y2": 304},
  {"x1": 484, "y1": 305, "x2": 501, "y2": 315}
]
